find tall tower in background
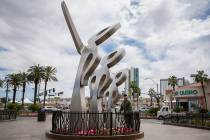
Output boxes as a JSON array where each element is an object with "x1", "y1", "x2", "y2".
[{"x1": 125, "y1": 67, "x2": 139, "y2": 95}]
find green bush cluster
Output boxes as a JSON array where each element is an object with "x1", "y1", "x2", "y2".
[
  {"x1": 7, "y1": 103, "x2": 23, "y2": 111},
  {"x1": 28, "y1": 104, "x2": 41, "y2": 112},
  {"x1": 173, "y1": 107, "x2": 186, "y2": 113},
  {"x1": 199, "y1": 108, "x2": 208, "y2": 113},
  {"x1": 148, "y1": 108, "x2": 159, "y2": 115},
  {"x1": 173, "y1": 107, "x2": 181, "y2": 113},
  {"x1": 206, "y1": 121, "x2": 210, "y2": 127},
  {"x1": 191, "y1": 119, "x2": 202, "y2": 125}
]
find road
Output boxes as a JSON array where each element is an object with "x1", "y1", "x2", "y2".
[
  {"x1": 0, "y1": 117, "x2": 210, "y2": 140},
  {"x1": 141, "y1": 119, "x2": 210, "y2": 140}
]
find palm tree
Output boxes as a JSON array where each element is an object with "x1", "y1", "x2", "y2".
[
  {"x1": 19, "y1": 72, "x2": 29, "y2": 106},
  {"x1": 28, "y1": 64, "x2": 44, "y2": 104},
  {"x1": 0, "y1": 78, "x2": 4, "y2": 104},
  {"x1": 168, "y1": 75, "x2": 178, "y2": 109},
  {"x1": 148, "y1": 88, "x2": 156, "y2": 107},
  {"x1": 0, "y1": 78, "x2": 3, "y2": 88},
  {"x1": 191, "y1": 70, "x2": 208, "y2": 109},
  {"x1": 130, "y1": 81, "x2": 141, "y2": 110},
  {"x1": 154, "y1": 94, "x2": 163, "y2": 107},
  {"x1": 6, "y1": 73, "x2": 21, "y2": 103},
  {"x1": 4, "y1": 78, "x2": 10, "y2": 109},
  {"x1": 43, "y1": 66, "x2": 58, "y2": 107}
]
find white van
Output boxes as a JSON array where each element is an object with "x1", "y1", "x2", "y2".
[{"x1": 157, "y1": 106, "x2": 171, "y2": 120}]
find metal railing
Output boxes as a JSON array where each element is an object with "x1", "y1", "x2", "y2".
[
  {"x1": 164, "y1": 113, "x2": 210, "y2": 129},
  {"x1": 0, "y1": 110, "x2": 17, "y2": 120},
  {"x1": 51, "y1": 111, "x2": 141, "y2": 136}
]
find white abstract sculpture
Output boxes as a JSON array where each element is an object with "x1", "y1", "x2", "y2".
[
  {"x1": 61, "y1": 1, "x2": 127, "y2": 112},
  {"x1": 61, "y1": 1, "x2": 121, "y2": 112}
]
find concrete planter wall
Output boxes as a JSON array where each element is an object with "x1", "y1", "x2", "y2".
[{"x1": 46, "y1": 131, "x2": 144, "y2": 140}]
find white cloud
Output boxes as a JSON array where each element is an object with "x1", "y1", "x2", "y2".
[{"x1": 0, "y1": 0, "x2": 210, "y2": 99}]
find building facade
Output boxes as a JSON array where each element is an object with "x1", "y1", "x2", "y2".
[
  {"x1": 165, "y1": 79, "x2": 210, "y2": 111},
  {"x1": 160, "y1": 77, "x2": 187, "y2": 100},
  {"x1": 174, "y1": 79, "x2": 210, "y2": 111}
]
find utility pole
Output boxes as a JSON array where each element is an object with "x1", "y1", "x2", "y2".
[{"x1": 145, "y1": 78, "x2": 159, "y2": 94}]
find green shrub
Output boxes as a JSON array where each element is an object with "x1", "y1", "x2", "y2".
[
  {"x1": 173, "y1": 107, "x2": 181, "y2": 113},
  {"x1": 205, "y1": 121, "x2": 210, "y2": 127},
  {"x1": 191, "y1": 119, "x2": 202, "y2": 125},
  {"x1": 7, "y1": 103, "x2": 23, "y2": 111},
  {"x1": 199, "y1": 108, "x2": 208, "y2": 113},
  {"x1": 28, "y1": 104, "x2": 41, "y2": 112},
  {"x1": 148, "y1": 108, "x2": 159, "y2": 115}
]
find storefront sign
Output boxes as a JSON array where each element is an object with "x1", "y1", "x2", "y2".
[{"x1": 175, "y1": 90, "x2": 198, "y2": 96}]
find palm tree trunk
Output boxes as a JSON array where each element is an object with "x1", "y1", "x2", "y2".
[
  {"x1": 201, "y1": 82, "x2": 207, "y2": 109},
  {"x1": 43, "y1": 81, "x2": 47, "y2": 107},
  {"x1": 150, "y1": 97, "x2": 152, "y2": 106},
  {"x1": 12, "y1": 86, "x2": 17, "y2": 103},
  {"x1": 137, "y1": 93, "x2": 139, "y2": 110},
  {"x1": 22, "y1": 83, "x2": 26, "y2": 106},
  {"x1": 157, "y1": 98, "x2": 160, "y2": 107},
  {"x1": 5, "y1": 81, "x2": 9, "y2": 109},
  {"x1": 172, "y1": 86, "x2": 175, "y2": 110},
  {"x1": 34, "y1": 83, "x2": 38, "y2": 104}
]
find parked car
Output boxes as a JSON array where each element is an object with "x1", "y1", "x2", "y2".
[
  {"x1": 139, "y1": 107, "x2": 150, "y2": 112},
  {"x1": 42, "y1": 106, "x2": 60, "y2": 112}
]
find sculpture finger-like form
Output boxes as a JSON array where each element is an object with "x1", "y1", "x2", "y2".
[
  {"x1": 105, "y1": 69, "x2": 128, "y2": 111},
  {"x1": 98, "y1": 48, "x2": 125, "y2": 97},
  {"x1": 89, "y1": 70, "x2": 112, "y2": 112},
  {"x1": 100, "y1": 48, "x2": 125, "y2": 68},
  {"x1": 88, "y1": 23, "x2": 121, "y2": 46},
  {"x1": 61, "y1": 1, "x2": 121, "y2": 112},
  {"x1": 88, "y1": 49, "x2": 126, "y2": 112}
]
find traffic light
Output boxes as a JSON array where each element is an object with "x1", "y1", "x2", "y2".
[{"x1": 53, "y1": 88, "x2": 55, "y2": 92}]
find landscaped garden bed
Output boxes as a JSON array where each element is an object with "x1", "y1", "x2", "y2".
[{"x1": 163, "y1": 113, "x2": 210, "y2": 130}]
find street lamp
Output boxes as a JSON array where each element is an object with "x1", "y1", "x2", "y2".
[{"x1": 145, "y1": 77, "x2": 159, "y2": 95}]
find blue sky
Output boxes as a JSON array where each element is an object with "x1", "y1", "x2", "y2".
[{"x1": 0, "y1": 0, "x2": 210, "y2": 100}]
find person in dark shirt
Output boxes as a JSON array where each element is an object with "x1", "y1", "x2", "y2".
[
  {"x1": 120, "y1": 94, "x2": 133, "y2": 128},
  {"x1": 120, "y1": 94, "x2": 132, "y2": 113}
]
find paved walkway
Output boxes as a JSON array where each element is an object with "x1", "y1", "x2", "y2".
[
  {"x1": 0, "y1": 117, "x2": 210, "y2": 140},
  {"x1": 0, "y1": 116, "x2": 52, "y2": 140}
]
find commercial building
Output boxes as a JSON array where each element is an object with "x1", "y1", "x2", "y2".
[
  {"x1": 160, "y1": 77, "x2": 188, "y2": 100},
  {"x1": 165, "y1": 79, "x2": 210, "y2": 111},
  {"x1": 175, "y1": 79, "x2": 210, "y2": 111}
]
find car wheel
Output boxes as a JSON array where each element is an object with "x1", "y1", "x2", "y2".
[{"x1": 158, "y1": 116, "x2": 164, "y2": 120}]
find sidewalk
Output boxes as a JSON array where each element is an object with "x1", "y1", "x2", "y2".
[{"x1": 0, "y1": 116, "x2": 53, "y2": 140}]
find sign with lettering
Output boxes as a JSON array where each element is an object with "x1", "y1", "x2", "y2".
[{"x1": 175, "y1": 90, "x2": 198, "y2": 96}]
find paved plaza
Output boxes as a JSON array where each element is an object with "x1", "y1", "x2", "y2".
[{"x1": 0, "y1": 116, "x2": 210, "y2": 140}]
